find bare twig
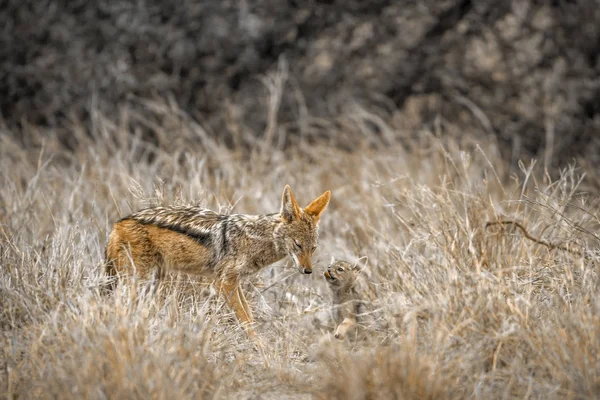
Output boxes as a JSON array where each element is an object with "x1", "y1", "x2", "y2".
[{"x1": 485, "y1": 220, "x2": 582, "y2": 256}]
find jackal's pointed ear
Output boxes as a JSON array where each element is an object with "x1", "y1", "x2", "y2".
[
  {"x1": 281, "y1": 185, "x2": 301, "y2": 222},
  {"x1": 305, "y1": 190, "x2": 331, "y2": 220}
]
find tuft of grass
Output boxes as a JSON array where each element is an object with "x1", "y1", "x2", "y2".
[
  {"x1": 1, "y1": 102, "x2": 600, "y2": 399},
  {"x1": 314, "y1": 338, "x2": 463, "y2": 400}
]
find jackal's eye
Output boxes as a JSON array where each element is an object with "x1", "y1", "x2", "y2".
[
  {"x1": 337, "y1": 267, "x2": 344, "y2": 272},
  {"x1": 294, "y1": 240, "x2": 302, "y2": 250},
  {"x1": 311, "y1": 246, "x2": 317, "y2": 252}
]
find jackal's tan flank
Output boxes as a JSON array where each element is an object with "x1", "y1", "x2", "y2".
[{"x1": 105, "y1": 185, "x2": 331, "y2": 336}]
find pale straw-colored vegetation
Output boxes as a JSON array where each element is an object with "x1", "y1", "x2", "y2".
[{"x1": 1, "y1": 97, "x2": 599, "y2": 399}]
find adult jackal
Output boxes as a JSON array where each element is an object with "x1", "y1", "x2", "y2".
[{"x1": 104, "y1": 185, "x2": 331, "y2": 336}]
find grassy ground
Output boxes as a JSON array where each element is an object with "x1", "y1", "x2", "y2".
[{"x1": 1, "y1": 103, "x2": 599, "y2": 399}]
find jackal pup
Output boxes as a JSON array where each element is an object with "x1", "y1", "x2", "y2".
[
  {"x1": 324, "y1": 258, "x2": 373, "y2": 339},
  {"x1": 105, "y1": 185, "x2": 331, "y2": 336}
]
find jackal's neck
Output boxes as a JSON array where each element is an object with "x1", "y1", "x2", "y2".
[
  {"x1": 230, "y1": 212, "x2": 287, "y2": 266},
  {"x1": 266, "y1": 213, "x2": 289, "y2": 261}
]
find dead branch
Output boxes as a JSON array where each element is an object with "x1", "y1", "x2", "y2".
[{"x1": 485, "y1": 220, "x2": 582, "y2": 256}]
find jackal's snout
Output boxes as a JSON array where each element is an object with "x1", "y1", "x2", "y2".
[{"x1": 298, "y1": 253, "x2": 313, "y2": 274}]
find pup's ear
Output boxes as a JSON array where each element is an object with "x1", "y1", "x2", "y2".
[
  {"x1": 281, "y1": 185, "x2": 301, "y2": 222},
  {"x1": 353, "y1": 256, "x2": 369, "y2": 275},
  {"x1": 305, "y1": 190, "x2": 331, "y2": 220}
]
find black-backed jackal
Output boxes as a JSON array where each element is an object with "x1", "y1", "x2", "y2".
[{"x1": 105, "y1": 185, "x2": 331, "y2": 337}]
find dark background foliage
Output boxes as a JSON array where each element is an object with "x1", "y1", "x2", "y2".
[{"x1": 2, "y1": 0, "x2": 599, "y2": 166}]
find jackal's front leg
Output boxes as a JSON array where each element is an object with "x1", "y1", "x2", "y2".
[
  {"x1": 218, "y1": 278, "x2": 271, "y2": 366},
  {"x1": 217, "y1": 278, "x2": 256, "y2": 338},
  {"x1": 236, "y1": 285, "x2": 254, "y2": 322}
]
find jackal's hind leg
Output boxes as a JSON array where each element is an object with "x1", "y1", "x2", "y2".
[
  {"x1": 101, "y1": 259, "x2": 119, "y2": 295},
  {"x1": 148, "y1": 265, "x2": 166, "y2": 298}
]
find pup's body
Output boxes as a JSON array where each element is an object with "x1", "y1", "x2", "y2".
[
  {"x1": 324, "y1": 259, "x2": 372, "y2": 339},
  {"x1": 105, "y1": 185, "x2": 331, "y2": 337}
]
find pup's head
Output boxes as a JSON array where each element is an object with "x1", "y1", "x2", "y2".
[
  {"x1": 276, "y1": 185, "x2": 331, "y2": 275},
  {"x1": 324, "y1": 259, "x2": 360, "y2": 289}
]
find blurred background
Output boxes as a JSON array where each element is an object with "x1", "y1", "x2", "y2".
[{"x1": 2, "y1": 0, "x2": 599, "y2": 169}]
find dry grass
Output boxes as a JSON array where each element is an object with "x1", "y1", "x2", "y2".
[{"x1": 1, "y1": 102, "x2": 600, "y2": 399}]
